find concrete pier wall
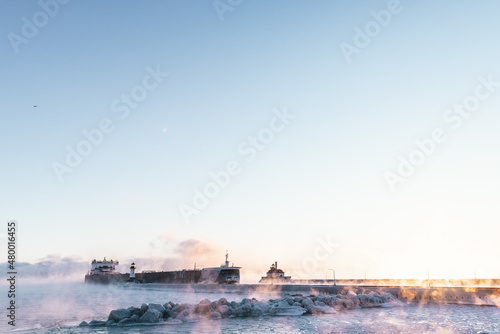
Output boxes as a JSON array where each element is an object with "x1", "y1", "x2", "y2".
[{"x1": 124, "y1": 283, "x2": 500, "y2": 307}]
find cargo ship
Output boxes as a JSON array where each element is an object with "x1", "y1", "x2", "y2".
[{"x1": 84, "y1": 252, "x2": 240, "y2": 284}]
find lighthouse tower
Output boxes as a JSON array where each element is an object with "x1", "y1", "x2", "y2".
[{"x1": 129, "y1": 262, "x2": 136, "y2": 279}]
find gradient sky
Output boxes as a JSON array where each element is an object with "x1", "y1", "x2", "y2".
[{"x1": 1, "y1": 0, "x2": 500, "y2": 282}]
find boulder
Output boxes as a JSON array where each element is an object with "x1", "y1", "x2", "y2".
[
  {"x1": 216, "y1": 305, "x2": 234, "y2": 318},
  {"x1": 117, "y1": 317, "x2": 137, "y2": 326},
  {"x1": 209, "y1": 310, "x2": 222, "y2": 319},
  {"x1": 216, "y1": 304, "x2": 231, "y2": 317},
  {"x1": 337, "y1": 298, "x2": 355, "y2": 309},
  {"x1": 148, "y1": 303, "x2": 166, "y2": 315},
  {"x1": 164, "y1": 308, "x2": 177, "y2": 318},
  {"x1": 88, "y1": 320, "x2": 107, "y2": 326},
  {"x1": 218, "y1": 297, "x2": 228, "y2": 305},
  {"x1": 106, "y1": 319, "x2": 117, "y2": 326},
  {"x1": 348, "y1": 295, "x2": 361, "y2": 307},
  {"x1": 269, "y1": 301, "x2": 282, "y2": 312},
  {"x1": 346, "y1": 290, "x2": 357, "y2": 298},
  {"x1": 175, "y1": 310, "x2": 189, "y2": 321},
  {"x1": 139, "y1": 309, "x2": 162, "y2": 323},
  {"x1": 380, "y1": 292, "x2": 395, "y2": 301},
  {"x1": 314, "y1": 300, "x2": 327, "y2": 307},
  {"x1": 277, "y1": 300, "x2": 291, "y2": 308},
  {"x1": 236, "y1": 304, "x2": 252, "y2": 317},
  {"x1": 240, "y1": 298, "x2": 252, "y2": 305},
  {"x1": 251, "y1": 302, "x2": 269, "y2": 316},
  {"x1": 195, "y1": 302, "x2": 211, "y2": 315},
  {"x1": 345, "y1": 299, "x2": 355, "y2": 309},
  {"x1": 317, "y1": 295, "x2": 334, "y2": 306},
  {"x1": 334, "y1": 298, "x2": 346, "y2": 306},
  {"x1": 357, "y1": 294, "x2": 383, "y2": 307},
  {"x1": 139, "y1": 303, "x2": 148, "y2": 316},
  {"x1": 172, "y1": 303, "x2": 187, "y2": 313},
  {"x1": 268, "y1": 299, "x2": 307, "y2": 316},
  {"x1": 301, "y1": 297, "x2": 336, "y2": 314},
  {"x1": 301, "y1": 298, "x2": 316, "y2": 313},
  {"x1": 163, "y1": 301, "x2": 175, "y2": 309},
  {"x1": 127, "y1": 306, "x2": 140, "y2": 316},
  {"x1": 357, "y1": 294, "x2": 370, "y2": 303},
  {"x1": 108, "y1": 308, "x2": 131, "y2": 322}
]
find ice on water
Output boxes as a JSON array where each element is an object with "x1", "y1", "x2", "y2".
[{"x1": 1, "y1": 282, "x2": 498, "y2": 334}]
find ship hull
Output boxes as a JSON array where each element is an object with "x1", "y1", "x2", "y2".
[
  {"x1": 85, "y1": 268, "x2": 239, "y2": 284},
  {"x1": 84, "y1": 273, "x2": 128, "y2": 284}
]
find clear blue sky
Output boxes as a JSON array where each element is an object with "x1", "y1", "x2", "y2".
[{"x1": 1, "y1": 0, "x2": 500, "y2": 281}]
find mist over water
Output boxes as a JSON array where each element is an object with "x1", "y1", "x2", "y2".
[{"x1": 1, "y1": 282, "x2": 499, "y2": 333}]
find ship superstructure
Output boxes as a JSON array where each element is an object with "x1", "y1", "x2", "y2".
[
  {"x1": 259, "y1": 261, "x2": 291, "y2": 283},
  {"x1": 88, "y1": 258, "x2": 119, "y2": 275},
  {"x1": 199, "y1": 251, "x2": 241, "y2": 284},
  {"x1": 85, "y1": 252, "x2": 241, "y2": 284}
]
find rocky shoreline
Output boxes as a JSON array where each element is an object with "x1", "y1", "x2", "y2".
[{"x1": 80, "y1": 290, "x2": 403, "y2": 327}]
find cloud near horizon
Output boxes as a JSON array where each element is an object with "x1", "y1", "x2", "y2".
[
  {"x1": 2, "y1": 254, "x2": 89, "y2": 280},
  {"x1": 175, "y1": 239, "x2": 215, "y2": 258},
  {"x1": 2, "y1": 239, "x2": 218, "y2": 279}
]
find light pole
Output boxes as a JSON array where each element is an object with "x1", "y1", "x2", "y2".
[{"x1": 329, "y1": 269, "x2": 336, "y2": 286}]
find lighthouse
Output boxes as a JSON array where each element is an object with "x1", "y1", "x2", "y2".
[{"x1": 129, "y1": 262, "x2": 136, "y2": 279}]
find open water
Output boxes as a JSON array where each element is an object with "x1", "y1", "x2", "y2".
[{"x1": 1, "y1": 282, "x2": 499, "y2": 333}]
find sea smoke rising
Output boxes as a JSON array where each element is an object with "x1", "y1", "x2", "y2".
[{"x1": 80, "y1": 290, "x2": 401, "y2": 326}]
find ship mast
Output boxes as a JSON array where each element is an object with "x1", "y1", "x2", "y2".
[{"x1": 225, "y1": 250, "x2": 229, "y2": 267}]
